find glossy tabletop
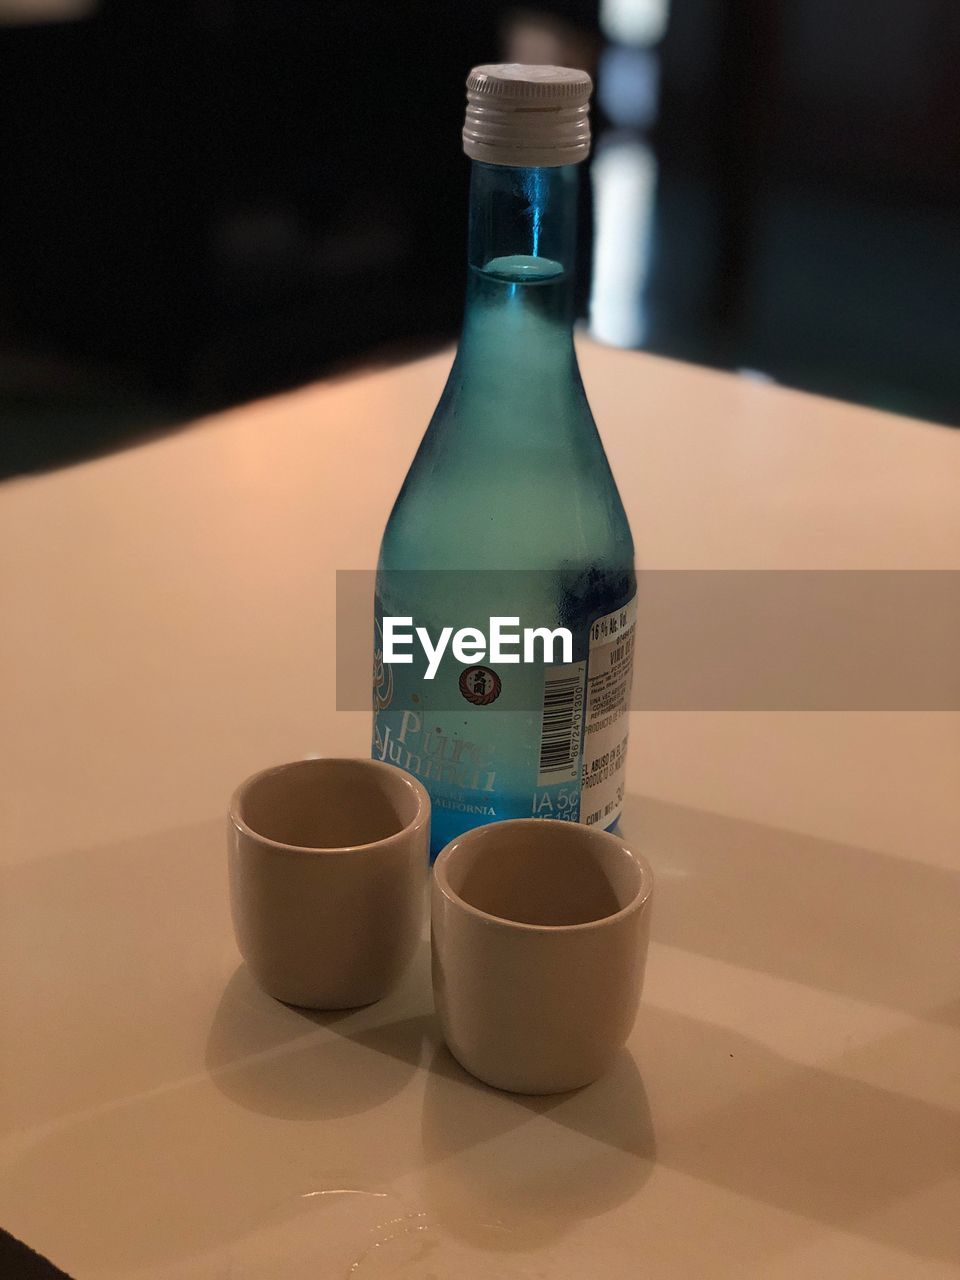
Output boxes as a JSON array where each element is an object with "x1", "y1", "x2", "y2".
[{"x1": 1, "y1": 341, "x2": 958, "y2": 1278}]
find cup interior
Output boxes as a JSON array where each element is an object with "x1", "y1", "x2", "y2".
[
  {"x1": 236, "y1": 759, "x2": 423, "y2": 850},
  {"x1": 439, "y1": 820, "x2": 648, "y2": 926}
]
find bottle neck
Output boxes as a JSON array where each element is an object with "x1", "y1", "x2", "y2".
[
  {"x1": 467, "y1": 161, "x2": 579, "y2": 295},
  {"x1": 456, "y1": 161, "x2": 581, "y2": 381}
]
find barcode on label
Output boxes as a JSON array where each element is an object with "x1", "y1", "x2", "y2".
[{"x1": 537, "y1": 666, "x2": 585, "y2": 785}]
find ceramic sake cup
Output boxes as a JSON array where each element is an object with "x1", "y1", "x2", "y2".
[
  {"x1": 431, "y1": 818, "x2": 653, "y2": 1094},
  {"x1": 228, "y1": 758, "x2": 429, "y2": 1009}
]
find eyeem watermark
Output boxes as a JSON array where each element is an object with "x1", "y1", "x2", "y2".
[
  {"x1": 382, "y1": 616, "x2": 572, "y2": 680},
  {"x1": 338, "y1": 570, "x2": 960, "y2": 710}
]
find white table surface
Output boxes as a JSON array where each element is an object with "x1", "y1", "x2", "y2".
[{"x1": 1, "y1": 340, "x2": 958, "y2": 1278}]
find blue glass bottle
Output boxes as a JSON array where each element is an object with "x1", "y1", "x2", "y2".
[{"x1": 373, "y1": 67, "x2": 635, "y2": 858}]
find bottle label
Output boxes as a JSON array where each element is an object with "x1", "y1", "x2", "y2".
[
  {"x1": 373, "y1": 589, "x2": 636, "y2": 845},
  {"x1": 581, "y1": 593, "x2": 637, "y2": 827},
  {"x1": 531, "y1": 593, "x2": 636, "y2": 826}
]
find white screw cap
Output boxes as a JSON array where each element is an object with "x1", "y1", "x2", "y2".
[{"x1": 463, "y1": 63, "x2": 593, "y2": 168}]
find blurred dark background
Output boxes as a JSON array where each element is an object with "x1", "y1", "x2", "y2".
[{"x1": 1, "y1": 0, "x2": 958, "y2": 477}]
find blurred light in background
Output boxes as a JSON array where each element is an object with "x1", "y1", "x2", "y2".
[
  {"x1": 501, "y1": 7, "x2": 595, "y2": 70},
  {"x1": 3, "y1": 0, "x2": 959, "y2": 480},
  {"x1": 593, "y1": 0, "x2": 666, "y2": 349},
  {"x1": 599, "y1": 0, "x2": 670, "y2": 47},
  {"x1": 589, "y1": 138, "x2": 658, "y2": 348},
  {"x1": 597, "y1": 44, "x2": 660, "y2": 129},
  {"x1": 0, "y1": 0, "x2": 96, "y2": 22}
]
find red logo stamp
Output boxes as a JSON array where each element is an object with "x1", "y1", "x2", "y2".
[{"x1": 459, "y1": 666, "x2": 502, "y2": 706}]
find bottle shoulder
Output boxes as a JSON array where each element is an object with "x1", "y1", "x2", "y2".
[
  {"x1": 380, "y1": 341, "x2": 634, "y2": 570},
  {"x1": 381, "y1": 445, "x2": 634, "y2": 571}
]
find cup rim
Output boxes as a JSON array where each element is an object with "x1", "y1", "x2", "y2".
[
  {"x1": 229, "y1": 757, "x2": 430, "y2": 855},
  {"x1": 432, "y1": 817, "x2": 654, "y2": 933}
]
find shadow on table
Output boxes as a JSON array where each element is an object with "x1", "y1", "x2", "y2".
[
  {"x1": 638, "y1": 1002, "x2": 960, "y2": 1265},
  {"x1": 417, "y1": 1043, "x2": 656, "y2": 1251},
  {"x1": 624, "y1": 793, "x2": 960, "y2": 1025},
  {"x1": 4, "y1": 807, "x2": 958, "y2": 1270},
  {"x1": 7, "y1": 972, "x2": 958, "y2": 1271},
  {"x1": 205, "y1": 955, "x2": 432, "y2": 1120},
  {"x1": 205, "y1": 958, "x2": 657, "y2": 1251}
]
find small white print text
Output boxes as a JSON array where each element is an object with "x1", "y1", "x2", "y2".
[{"x1": 381, "y1": 616, "x2": 573, "y2": 680}]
